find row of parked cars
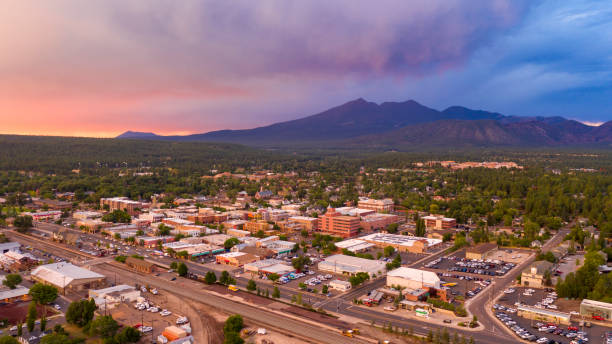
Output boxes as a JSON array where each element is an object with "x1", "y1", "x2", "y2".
[
  {"x1": 133, "y1": 300, "x2": 172, "y2": 317},
  {"x1": 495, "y1": 305, "x2": 590, "y2": 344}
]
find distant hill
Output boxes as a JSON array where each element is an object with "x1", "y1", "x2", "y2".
[
  {"x1": 116, "y1": 98, "x2": 612, "y2": 148},
  {"x1": 116, "y1": 131, "x2": 161, "y2": 139}
]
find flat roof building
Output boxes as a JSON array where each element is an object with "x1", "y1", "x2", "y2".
[
  {"x1": 359, "y1": 233, "x2": 442, "y2": 254},
  {"x1": 580, "y1": 299, "x2": 612, "y2": 320},
  {"x1": 334, "y1": 239, "x2": 375, "y2": 253},
  {"x1": 318, "y1": 254, "x2": 386, "y2": 277},
  {"x1": 216, "y1": 252, "x2": 258, "y2": 267},
  {"x1": 387, "y1": 267, "x2": 441, "y2": 290},
  {"x1": 517, "y1": 305, "x2": 571, "y2": 325},
  {"x1": 357, "y1": 198, "x2": 394, "y2": 213},
  {"x1": 465, "y1": 243, "x2": 498, "y2": 260},
  {"x1": 243, "y1": 259, "x2": 294, "y2": 276},
  {"x1": 0, "y1": 242, "x2": 20, "y2": 254},
  {"x1": 422, "y1": 215, "x2": 456, "y2": 230}
]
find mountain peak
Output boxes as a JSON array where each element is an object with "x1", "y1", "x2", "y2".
[{"x1": 116, "y1": 131, "x2": 160, "y2": 139}]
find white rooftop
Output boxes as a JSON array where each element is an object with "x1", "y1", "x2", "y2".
[
  {"x1": 31, "y1": 263, "x2": 105, "y2": 287},
  {"x1": 360, "y1": 233, "x2": 442, "y2": 247},
  {"x1": 217, "y1": 251, "x2": 247, "y2": 258},
  {"x1": 387, "y1": 267, "x2": 440, "y2": 288}
]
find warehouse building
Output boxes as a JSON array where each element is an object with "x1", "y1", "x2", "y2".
[
  {"x1": 580, "y1": 299, "x2": 612, "y2": 320},
  {"x1": 31, "y1": 263, "x2": 106, "y2": 293},
  {"x1": 318, "y1": 254, "x2": 386, "y2": 277},
  {"x1": 125, "y1": 257, "x2": 155, "y2": 273},
  {"x1": 335, "y1": 238, "x2": 375, "y2": 253}
]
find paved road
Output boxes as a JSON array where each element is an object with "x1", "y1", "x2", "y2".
[{"x1": 466, "y1": 228, "x2": 571, "y2": 337}]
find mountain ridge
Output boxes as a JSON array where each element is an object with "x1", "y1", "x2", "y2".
[{"x1": 117, "y1": 98, "x2": 612, "y2": 148}]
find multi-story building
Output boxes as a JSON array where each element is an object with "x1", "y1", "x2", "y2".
[
  {"x1": 521, "y1": 261, "x2": 553, "y2": 288},
  {"x1": 100, "y1": 197, "x2": 148, "y2": 215},
  {"x1": 422, "y1": 215, "x2": 456, "y2": 230},
  {"x1": 359, "y1": 213, "x2": 399, "y2": 232},
  {"x1": 21, "y1": 210, "x2": 62, "y2": 222},
  {"x1": 245, "y1": 220, "x2": 273, "y2": 234},
  {"x1": 357, "y1": 198, "x2": 395, "y2": 212},
  {"x1": 319, "y1": 207, "x2": 360, "y2": 238},
  {"x1": 288, "y1": 216, "x2": 319, "y2": 232}
]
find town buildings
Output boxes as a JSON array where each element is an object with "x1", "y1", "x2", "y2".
[
  {"x1": 215, "y1": 252, "x2": 258, "y2": 267},
  {"x1": 100, "y1": 197, "x2": 149, "y2": 215},
  {"x1": 580, "y1": 299, "x2": 612, "y2": 320}
]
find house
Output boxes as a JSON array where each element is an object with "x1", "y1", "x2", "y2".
[{"x1": 521, "y1": 261, "x2": 553, "y2": 288}]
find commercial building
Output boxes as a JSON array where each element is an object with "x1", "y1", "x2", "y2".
[
  {"x1": 234, "y1": 246, "x2": 276, "y2": 260},
  {"x1": 243, "y1": 259, "x2": 294, "y2": 276},
  {"x1": 244, "y1": 221, "x2": 273, "y2": 234},
  {"x1": 227, "y1": 228, "x2": 251, "y2": 238},
  {"x1": 288, "y1": 216, "x2": 319, "y2": 232},
  {"x1": 125, "y1": 257, "x2": 155, "y2": 273},
  {"x1": 359, "y1": 233, "x2": 442, "y2": 254},
  {"x1": 465, "y1": 243, "x2": 498, "y2": 260},
  {"x1": 422, "y1": 215, "x2": 456, "y2": 230},
  {"x1": 521, "y1": 261, "x2": 553, "y2": 288},
  {"x1": 0, "y1": 242, "x2": 20, "y2": 254},
  {"x1": 319, "y1": 207, "x2": 361, "y2": 238},
  {"x1": 215, "y1": 252, "x2": 258, "y2": 267},
  {"x1": 386, "y1": 267, "x2": 442, "y2": 290},
  {"x1": 0, "y1": 285, "x2": 30, "y2": 303},
  {"x1": 89, "y1": 285, "x2": 140, "y2": 310},
  {"x1": 100, "y1": 197, "x2": 148, "y2": 215},
  {"x1": 334, "y1": 207, "x2": 375, "y2": 217},
  {"x1": 580, "y1": 299, "x2": 612, "y2": 320},
  {"x1": 77, "y1": 219, "x2": 111, "y2": 233},
  {"x1": 21, "y1": 210, "x2": 62, "y2": 222},
  {"x1": 162, "y1": 242, "x2": 224, "y2": 257},
  {"x1": 318, "y1": 254, "x2": 386, "y2": 277},
  {"x1": 73, "y1": 211, "x2": 103, "y2": 220},
  {"x1": 517, "y1": 305, "x2": 571, "y2": 325},
  {"x1": 334, "y1": 238, "x2": 375, "y2": 253},
  {"x1": 202, "y1": 234, "x2": 232, "y2": 247},
  {"x1": 329, "y1": 279, "x2": 352, "y2": 291},
  {"x1": 359, "y1": 213, "x2": 400, "y2": 232},
  {"x1": 357, "y1": 198, "x2": 394, "y2": 212},
  {"x1": 31, "y1": 263, "x2": 106, "y2": 293}
]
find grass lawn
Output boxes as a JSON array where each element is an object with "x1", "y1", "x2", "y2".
[{"x1": 63, "y1": 324, "x2": 104, "y2": 344}]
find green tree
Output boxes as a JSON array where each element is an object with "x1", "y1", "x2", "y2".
[
  {"x1": 115, "y1": 326, "x2": 141, "y2": 343},
  {"x1": 383, "y1": 246, "x2": 395, "y2": 257},
  {"x1": 170, "y1": 261, "x2": 178, "y2": 270},
  {"x1": 66, "y1": 299, "x2": 97, "y2": 327},
  {"x1": 272, "y1": 286, "x2": 280, "y2": 298},
  {"x1": 14, "y1": 215, "x2": 33, "y2": 232},
  {"x1": 223, "y1": 238, "x2": 240, "y2": 250},
  {"x1": 0, "y1": 336, "x2": 19, "y2": 344},
  {"x1": 177, "y1": 262, "x2": 188, "y2": 277},
  {"x1": 27, "y1": 301, "x2": 37, "y2": 332},
  {"x1": 101, "y1": 210, "x2": 131, "y2": 223},
  {"x1": 2, "y1": 273, "x2": 22, "y2": 289},
  {"x1": 205, "y1": 271, "x2": 217, "y2": 284},
  {"x1": 17, "y1": 322, "x2": 22, "y2": 337},
  {"x1": 40, "y1": 315, "x2": 47, "y2": 332},
  {"x1": 322, "y1": 285, "x2": 328, "y2": 294},
  {"x1": 89, "y1": 315, "x2": 119, "y2": 338},
  {"x1": 247, "y1": 279, "x2": 256, "y2": 292},
  {"x1": 29, "y1": 283, "x2": 58, "y2": 304},
  {"x1": 291, "y1": 255, "x2": 311, "y2": 272},
  {"x1": 223, "y1": 314, "x2": 244, "y2": 334},
  {"x1": 267, "y1": 273, "x2": 280, "y2": 283},
  {"x1": 223, "y1": 331, "x2": 244, "y2": 344},
  {"x1": 220, "y1": 271, "x2": 234, "y2": 285}
]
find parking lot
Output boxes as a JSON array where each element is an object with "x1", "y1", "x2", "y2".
[
  {"x1": 493, "y1": 305, "x2": 603, "y2": 344},
  {"x1": 425, "y1": 255, "x2": 516, "y2": 278}
]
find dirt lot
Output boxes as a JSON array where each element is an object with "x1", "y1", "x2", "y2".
[{"x1": 0, "y1": 301, "x2": 57, "y2": 324}]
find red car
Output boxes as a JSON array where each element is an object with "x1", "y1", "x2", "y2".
[
  {"x1": 592, "y1": 315, "x2": 604, "y2": 321},
  {"x1": 567, "y1": 326, "x2": 578, "y2": 331}
]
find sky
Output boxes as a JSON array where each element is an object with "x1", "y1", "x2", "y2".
[{"x1": 1, "y1": 0, "x2": 611, "y2": 137}]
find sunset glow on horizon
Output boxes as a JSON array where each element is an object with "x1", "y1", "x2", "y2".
[{"x1": 2, "y1": 0, "x2": 612, "y2": 137}]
